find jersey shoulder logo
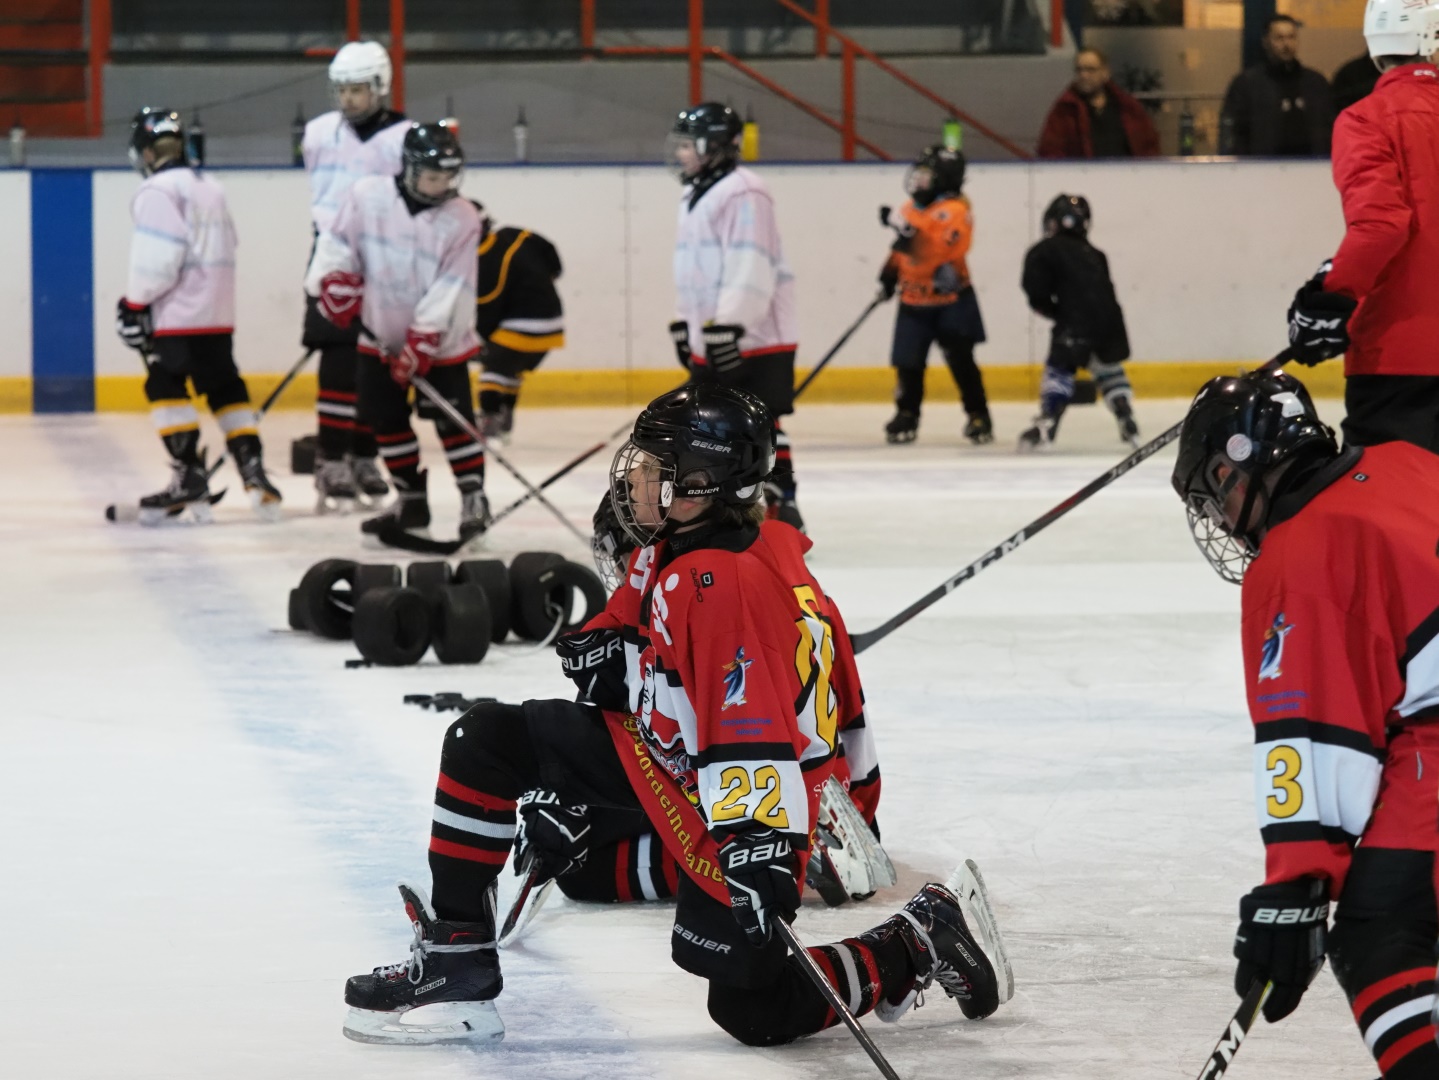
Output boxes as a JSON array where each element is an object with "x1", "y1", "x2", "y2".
[
  {"x1": 721, "y1": 646, "x2": 753, "y2": 710},
  {"x1": 1258, "y1": 612, "x2": 1296, "y2": 682}
]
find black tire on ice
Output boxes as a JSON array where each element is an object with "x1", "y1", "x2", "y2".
[
  {"x1": 297, "y1": 558, "x2": 360, "y2": 640},
  {"x1": 288, "y1": 587, "x2": 306, "y2": 631},
  {"x1": 353, "y1": 563, "x2": 402, "y2": 600},
  {"x1": 431, "y1": 584, "x2": 493, "y2": 665},
  {"x1": 406, "y1": 560, "x2": 452, "y2": 602},
  {"x1": 351, "y1": 587, "x2": 433, "y2": 666},
  {"x1": 454, "y1": 558, "x2": 512, "y2": 643},
  {"x1": 507, "y1": 552, "x2": 569, "y2": 641}
]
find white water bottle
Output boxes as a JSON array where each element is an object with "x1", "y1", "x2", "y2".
[
  {"x1": 8, "y1": 119, "x2": 24, "y2": 168},
  {"x1": 513, "y1": 106, "x2": 528, "y2": 163}
]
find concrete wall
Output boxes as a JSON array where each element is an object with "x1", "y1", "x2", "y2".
[{"x1": 3, "y1": 157, "x2": 1346, "y2": 412}]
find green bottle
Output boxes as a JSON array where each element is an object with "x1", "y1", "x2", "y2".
[{"x1": 942, "y1": 116, "x2": 962, "y2": 151}]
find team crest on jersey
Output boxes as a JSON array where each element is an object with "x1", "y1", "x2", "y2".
[
  {"x1": 1258, "y1": 613, "x2": 1295, "y2": 681},
  {"x1": 721, "y1": 647, "x2": 753, "y2": 710}
]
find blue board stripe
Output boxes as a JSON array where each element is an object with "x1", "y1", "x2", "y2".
[{"x1": 31, "y1": 169, "x2": 94, "y2": 413}]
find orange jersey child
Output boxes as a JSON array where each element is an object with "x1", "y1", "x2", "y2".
[{"x1": 878, "y1": 145, "x2": 992, "y2": 445}]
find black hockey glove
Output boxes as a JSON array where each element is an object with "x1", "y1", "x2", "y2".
[
  {"x1": 879, "y1": 264, "x2": 898, "y2": 301},
  {"x1": 1233, "y1": 878, "x2": 1329, "y2": 1023},
  {"x1": 555, "y1": 627, "x2": 629, "y2": 712},
  {"x1": 879, "y1": 204, "x2": 892, "y2": 227},
  {"x1": 718, "y1": 827, "x2": 801, "y2": 947},
  {"x1": 514, "y1": 790, "x2": 591, "y2": 878},
  {"x1": 1287, "y1": 264, "x2": 1357, "y2": 367},
  {"x1": 115, "y1": 299, "x2": 153, "y2": 353},
  {"x1": 668, "y1": 320, "x2": 692, "y2": 371},
  {"x1": 701, "y1": 324, "x2": 745, "y2": 375}
]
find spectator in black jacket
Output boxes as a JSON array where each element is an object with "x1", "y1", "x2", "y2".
[
  {"x1": 469, "y1": 201, "x2": 565, "y2": 443},
  {"x1": 1221, "y1": 15, "x2": 1336, "y2": 156},
  {"x1": 1331, "y1": 50, "x2": 1380, "y2": 113},
  {"x1": 1019, "y1": 194, "x2": 1136, "y2": 451}
]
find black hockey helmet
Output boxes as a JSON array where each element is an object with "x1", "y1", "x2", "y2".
[
  {"x1": 401, "y1": 122, "x2": 464, "y2": 206},
  {"x1": 1171, "y1": 369, "x2": 1337, "y2": 583},
  {"x1": 610, "y1": 383, "x2": 776, "y2": 546},
  {"x1": 1043, "y1": 193, "x2": 1091, "y2": 236},
  {"x1": 128, "y1": 107, "x2": 185, "y2": 175},
  {"x1": 905, "y1": 144, "x2": 966, "y2": 206},
  {"x1": 668, "y1": 102, "x2": 743, "y2": 183},
  {"x1": 592, "y1": 490, "x2": 638, "y2": 593}
]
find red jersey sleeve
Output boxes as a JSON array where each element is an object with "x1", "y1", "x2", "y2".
[
  {"x1": 1241, "y1": 583, "x2": 1394, "y2": 895},
  {"x1": 1325, "y1": 106, "x2": 1415, "y2": 300}
]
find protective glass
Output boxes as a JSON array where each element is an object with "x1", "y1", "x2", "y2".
[
  {"x1": 609, "y1": 441, "x2": 676, "y2": 548},
  {"x1": 904, "y1": 164, "x2": 934, "y2": 196},
  {"x1": 403, "y1": 164, "x2": 464, "y2": 206}
]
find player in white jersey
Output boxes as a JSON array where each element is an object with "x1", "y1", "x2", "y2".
[
  {"x1": 667, "y1": 103, "x2": 804, "y2": 532},
  {"x1": 306, "y1": 123, "x2": 489, "y2": 542},
  {"x1": 115, "y1": 108, "x2": 281, "y2": 524},
  {"x1": 301, "y1": 41, "x2": 410, "y2": 509}
]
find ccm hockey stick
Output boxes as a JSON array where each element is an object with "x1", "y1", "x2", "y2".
[
  {"x1": 1194, "y1": 979, "x2": 1272, "y2": 1079},
  {"x1": 848, "y1": 348, "x2": 1294, "y2": 654},
  {"x1": 775, "y1": 918, "x2": 903, "y2": 1080},
  {"x1": 105, "y1": 349, "x2": 315, "y2": 523},
  {"x1": 793, "y1": 290, "x2": 888, "y2": 400}
]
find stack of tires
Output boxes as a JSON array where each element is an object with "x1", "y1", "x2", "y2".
[{"x1": 288, "y1": 553, "x2": 606, "y2": 667}]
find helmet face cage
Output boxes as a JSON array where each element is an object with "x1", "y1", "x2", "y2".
[
  {"x1": 667, "y1": 104, "x2": 741, "y2": 182},
  {"x1": 401, "y1": 126, "x2": 465, "y2": 206},
  {"x1": 904, "y1": 164, "x2": 934, "y2": 199},
  {"x1": 591, "y1": 491, "x2": 637, "y2": 594},
  {"x1": 1184, "y1": 500, "x2": 1254, "y2": 585},
  {"x1": 610, "y1": 441, "x2": 679, "y2": 548}
]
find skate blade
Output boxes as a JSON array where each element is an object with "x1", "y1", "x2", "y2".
[
  {"x1": 945, "y1": 859, "x2": 1015, "y2": 1005},
  {"x1": 498, "y1": 870, "x2": 557, "y2": 949},
  {"x1": 248, "y1": 490, "x2": 284, "y2": 523},
  {"x1": 137, "y1": 499, "x2": 214, "y2": 527},
  {"x1": 342, "y1": 1000, "x2": 504, "y2": 1045},
  {"x1": 316, "y1": 494, "x2": 358, "y2": 516}
]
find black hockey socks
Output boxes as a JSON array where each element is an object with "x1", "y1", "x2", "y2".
[
  {"x1": 429, "y1": 705, "x2": 543, "y2": 922},
  {"x1": 556, "y1": 826, "x2": 681, "y2": 903},
  {"x1": 941, "y1": 339, "x2": 989, "y2": 421},
  {"x1": 439, "y1": 425, "x2": 486, "y2": 490},
  {"x1": 893, "y1": 367, "x2": 926, "y2": 415},
  {"x1": 375, "y1": 428, "x2": 423, "y2": 489}
]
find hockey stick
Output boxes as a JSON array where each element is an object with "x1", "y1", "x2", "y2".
[
  {"x1": 775, "y1": 919, "x2": 903, "y2": 1080},
  {"x1": 848, "y1": 348, "x2": 1294, "y2": 654},
  {"x1": 793, "y1": 290, "x2": 888, "y2": 400},
  {"x1": 1195, "y1": 980, "x2": 1272, "y2": 1080}
]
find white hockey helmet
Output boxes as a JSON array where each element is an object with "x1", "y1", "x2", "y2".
[
  {"x1": 329, "y1": 41, "x2": 392, "y2": 96},
  {"x1": 1363, "y1": 0, "x2": 1439, "y2": 61}
]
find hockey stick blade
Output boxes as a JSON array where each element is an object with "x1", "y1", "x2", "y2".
[
  {"x1": 105, "y1": 489, "x2": 226, "y2": 523},
  {"x1": 944, "y1": 859, "x2": 1015, "y2": 1005},
  {"x1": 372, "y1": 519, "x2": 485, "y2": 556},
  {"x1": 1195, "y1": 980, "x2": 1272, "y2": 1080},
  {"x1": 775, "y1": 919, "x2": 903, "y2": 1080},
  {"x1": 848, "y1": 348, "x2": 1295, "y2": 654},
  {"x1": 498, "y1": 854, "x2": 558, "y2": 949}
]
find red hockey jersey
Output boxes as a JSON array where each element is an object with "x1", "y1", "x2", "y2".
[
  {"x1": 588, "y1": 520, "x2": 871, "y2": 903},
  {"x1": 1241, "y1": 441, "x2": 1439, "y2": 895}
]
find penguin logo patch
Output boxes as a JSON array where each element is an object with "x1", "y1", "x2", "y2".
[
  {"x1": 721, "y1": 646, "x2": 753, "y2": 710},
  {"x1": 1258, "y1": 613, "x2": 1296, "y2": 682}
]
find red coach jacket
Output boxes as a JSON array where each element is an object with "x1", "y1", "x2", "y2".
[
  {"x1": 1325, "y1": 63, "x2": 1439, "y2": 376},
  {"x1": 1036, "y1": 83, "x2": 1160, "y2": 159}
]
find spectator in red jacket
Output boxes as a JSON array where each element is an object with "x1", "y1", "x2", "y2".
[
  {"x1": 1285, "y1": 0, "x2": 1439, "y2": 453},
  {"x1": 1037, "y1": 48, "x2": 1161, "y2": 159}
]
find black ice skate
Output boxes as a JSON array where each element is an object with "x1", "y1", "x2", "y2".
[
  {"x1": 964, "y1": 413, "x2": 994, "y2": 445},
  {"x1": 885, "y1": 409, "x2": 919, "y2": 444},
  {"x1": 314, "y1": 456, "x2": 357, "y2": 514},
  {"x1": 361, "y1": 472, "x2": 430, "y2": 536},
  {"x1": 343, "y1": 881, "x2": 504, "y2": 1045},
  {"x1": 1110, "y1": 396, "x2": 1140, "y2": 448},
  {"x1": 232, "y1": 440, "x2": 283, "y2": 521},
  {"x1": 349, "y1": 454, "x2": 390, "y2": 503},
  {"x1": 479, "y1": 402, "x2": 514, "y2": 446},
  {"x1": 459, "y1": 487, "x2": 491, "y2": 538},
  {"x1": 867, "y1": 881, "x2": 1000, "y2": 1022},
  {"x1": 1017, "y1": 414, "x2": 1058, "y2": 451},
  {"x1": 138, "y1": 455, "x2": 214, "y2": 526}
]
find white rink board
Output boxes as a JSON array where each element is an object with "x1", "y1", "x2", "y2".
[
  {"x1": 0, "y1": 171, "x2": 31, "y2": 378},
  {"x1": 0, "y1": 396, "x2": 1377, "y2": 1079},
  {"x1": 76, "y1": 160, "x2": 1343, "y2": 375}
]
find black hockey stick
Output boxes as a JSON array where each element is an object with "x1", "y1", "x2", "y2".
[
  {"x1": 848, "y1": 349, "x2": 1294, "y2": 654},
  {"x1": 1194, "y1": 979, "x2": 1272, "y2": 1080},
  {"x1": 793, "y1": 290, "x2": 888, "y2": 400},
  {"x1": 775, "y1": 919, "x2": 903, "y2": 1080}
]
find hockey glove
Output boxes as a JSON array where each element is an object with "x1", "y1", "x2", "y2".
[
  {"x1": 555, "y1": 627, "x2": 629, "y2": 712},
  {"x1": 1287, "y1": 264, "x2": 1356, "y2": 367},
  {"x1": 879, "y1": 204, "x2": 893, "y2": 227},
  {"x1": 933, "y1": 262, "x2": 961, "y2": 296},
  {"x1": 879, "y1": 264, "x2": 899, "y2": 301},
  {"x1": 115, "y1": 299, "x2": 153, "y2": 352},
  {"x1": 669, "y1": 320, "x2": 692, "y2": 371},
  {"x1": 718, "y1": 827, "x2": 801, "y2": 947},
  {"x1": 701, "y1": 324, "x2": 745, "y2": 375},
  {"x1": 1233, "y1": 878, "x2": 1329, "y2": 1023},
  {"x1": 514, "y1": 789, "x2": 591, "y2": 878},
  {"x1": 317, "y1": 270, "x2": 364, "y2": 329},
  {"x1": 389, "y1": 329, "x2": 440, "y2": 387}
]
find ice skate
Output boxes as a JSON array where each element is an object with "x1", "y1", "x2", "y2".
[
  {"x1": 137, "y1": 455, "x2": 214, "y2": 526},
  {"x1": 343, "y1": 881, "x2": 504, "y2": 1045},
  {"x1": 349, "y1": 454, "x2": 390, "y2": 504},
  {"x1": 866, "y1": 881, "x2": 1000, "y2": 1022},
  {"x1": 314, "y1": 456, "x2": 357, "y2": 514},
  {"x1": 885, "y1": 409, "x2": 919, "y2": 444},
  {"x1": 361, "y1": 472, "x2": 430, "y2": 536},
  {"x1": 964, "y1": 413, "x2": 994, "y2": 445},
  {"x1": 1110, "y1": 397, "x2": 1140, "y2": 448},
  {"x1": 478, "y1": 402, "x2": 514, "y2": 446},
  {"x1": 1017, "y1": 414, "x2": 1057, "y2": 452},
  {"x1": 458, "y1": 487, "x2": 491, "y2": 540},
  {"x1": 233, "y1": 441, "x2": 283, "y2": 522}
]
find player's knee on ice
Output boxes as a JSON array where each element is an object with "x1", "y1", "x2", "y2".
[{"x1": 705, "y1": 968, "x2": 828, "y2": 1047}]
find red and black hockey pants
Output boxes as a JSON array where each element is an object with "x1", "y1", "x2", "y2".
[
  {"x1": 356, "y1": 354, "x2": 484, "y2": 494},
  {"x1": 1327, "y1": 727, "x2": 1439, "y2": 1079},
  {"x1": 426, "y1": 698, "x2": 919, "y2": 1046},
  {"x1": 302, "y1": 295, "x2": 378, "y2": 462}
]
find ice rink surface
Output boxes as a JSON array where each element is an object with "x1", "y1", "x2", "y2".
[{"x1": 0, "y1": 396, "x2": 1380, "y2": 1079}]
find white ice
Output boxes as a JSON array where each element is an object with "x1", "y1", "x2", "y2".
[{"x1": 0, "y1": 397, "x2": 1378, "y2": 1079}]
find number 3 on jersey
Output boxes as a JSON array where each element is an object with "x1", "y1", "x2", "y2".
[
  {"x1": 1265, "y1": 744, "x2": 1304, "y2": 819},
  {"x1": 792, "y1": 586, "x2": 839, "y2": 754}
]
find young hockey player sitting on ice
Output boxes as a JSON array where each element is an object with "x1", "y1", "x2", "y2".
[
  {"x1": 1019, "y1": 194, "x2": 1138, "y2": 450},
  {"x1": 879, "y1": 144, "x2": 994, "y2": 446}
]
